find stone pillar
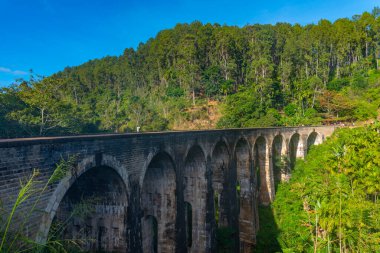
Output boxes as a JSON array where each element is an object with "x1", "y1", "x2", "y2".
[
  {"x1": 127, "y1": 181, "x2": 143, "y2": 253},
  {"x1": 205, "y1": 155, "x2": 217, "y2": 253},
  {"x1": 263, "y1": 143, "x2": 274, "y2": 205},
  {"x1": 235, "y1": 139, "x2": 255, "y2": 253},
  {"x1": 141, "y1": 154, "x2": 177, "y2": 253},
  {"x1": 238, "y1": 160, "x2": 256, "y2": 252},
  {"x1": 175, "y1": 157, "x2": 187, "y2": 253},
  {"x1": 183, "y1": 147, "x2": 207, "y2": 253},
  {"x1": 227, "y1": 155, "x2": 239, "y2": 253},
  {"x1": 297, "y1": 135, "x2": 306, "y2": 159}
]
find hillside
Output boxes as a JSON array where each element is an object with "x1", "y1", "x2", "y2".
[
  {"x1": 255, "y1": 123, "x2": 380, "y2": 252},
  {"x1": 1, "y1": 9, "x2": 380, "y2": 137}
]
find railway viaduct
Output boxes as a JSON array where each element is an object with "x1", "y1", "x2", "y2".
[{"x1": 0, "y1": 126, "x2": 335, "y2": 252}]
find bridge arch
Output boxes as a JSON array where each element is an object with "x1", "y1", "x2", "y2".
[
  {"x1": 210, "y1": 139, "x2": 230, "y2": 228},
  {"x1": 254, "y1": 135, "x2": 273, "y2": 205},
  {"x1": 183, "y1": 145, "x2": 207, "y2": 252},
  {"x1": 139, "y1": 146, "x2": 176, "y2": 187},
  {"x1": 210, "y1": 137, "x2": 231, "y2": 159},
  {"x1": 233, "y1": 136, "x2": 251, "y2": 182},
  {"x1": 272, "y1": 134, "x2": 287, "y2": 189},
  {"x1": 306, "y1": 131, "x2": 323, "y2": 154},
  {"x1": 37, "y1": 154, "x2": 130, "y2": 250},
  {"x1": 288, "y1": 132, "x2": 304, "y2": 170},
  {"x1": 183, "y1": 142, "x2": 208, "y2": 163},
  {"x1": 234, "y1": 137, "x2": 256, "y2": 252},
  {"x1": 141, "y1": 151, "x2": 177, "y2": 253}
]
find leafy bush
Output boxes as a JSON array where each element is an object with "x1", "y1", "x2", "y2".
[
  {"x1": 353, "y1": 101, "x2": 378, "y2": 120},
  {"x1": 284, "y1": 103, "x2": 298, "y2": 117},
  {"x1": 245, "y1": 108, "x2": 282, "y2": 127},
  {"x1": 272, "y1": 124, "x2": 380, "y2": 252},
  {"x1": 351, "y1": 74, "x2": 369, "y2": 90},
  {"x1": 327, "y1": 78, "x2": 350, "y2": 91},
  {"x1": 216, "y1": 227, "x2": 236, "y2": 253},
  {"x1": 166, "y1": 85, "x2": 185, "y2": 98}
]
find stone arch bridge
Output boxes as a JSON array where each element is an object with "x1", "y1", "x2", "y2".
[{"x1": 0, "y1": 126, "x2": 335, "y2": 253}]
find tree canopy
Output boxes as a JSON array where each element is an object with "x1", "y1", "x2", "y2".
[{"x1": 1, "y1": 9, "x2": 380, "y2": 137}]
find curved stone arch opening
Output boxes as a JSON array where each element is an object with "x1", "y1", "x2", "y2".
[
  {"x1": 288, "y1": 133, "x2": 303, "y2": 170},
  {"x1": 233, "y1": 136, "x2": 252, "y2": 181},
  {"x1": 141, "y1": 152, "x2": 177, "y2": 253},
  {"x1": 254, "y1": 136, "x2": 273, "y2": 205},
  {"x1": 183, "y1": 142, "x2": 208, "y2": 164},
  {"x1": 183, "y1": 145, "x2": 207, "y2": 253},
  {"x1": 211, "y1": 139, "x2": 230, "y2": 228},
  {"x1": 138, "y1": 146, "x2": 176, "y2": 188},
  {"x1": 234, "y1": 137, "x2": 256, "y2": 252},
  {"x1": 210, "y1": 136, "x2": 231, "y2": 160},
  {"x1": 271, "y1": 134, "x2": 287, "y2": 190},
  {"x1": 306, "y1": 131, "x2": 323, "y2": 154},
  {"x1": 36, "y1": 154, "x2": 130, "y2": 246},
  {"x1": 55, "y1": 166, "x2": 128, "y2": 252}
]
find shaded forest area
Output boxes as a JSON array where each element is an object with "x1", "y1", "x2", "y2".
[{"x1": 2, "y1": 9, "x2": 380, "y2": 138}]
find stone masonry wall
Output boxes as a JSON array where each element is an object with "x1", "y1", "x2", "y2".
[{"x1": 0, "y1": 126, "x2": 335, "y2": 252}]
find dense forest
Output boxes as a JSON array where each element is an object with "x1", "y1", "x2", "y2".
[
  {"x1": 2, "y1": 9, "x2": 380, "y2": 137},
  {"x1": 256, "y1": 123, "x2": 380, "y2": 252},
  {"x1": 1, "y1": 8, "x2": 380, "y2": 253}
]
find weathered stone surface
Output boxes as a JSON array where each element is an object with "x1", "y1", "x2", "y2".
[
  {"x1": 0, "y1": 126, "x2": 335, "y2": 252},
  {"x1": 55, "y1": 166, "x2": 128, "y2": 252},
  {"x1": 183, "y1": 146, "x2": 207, "y2": 253}
]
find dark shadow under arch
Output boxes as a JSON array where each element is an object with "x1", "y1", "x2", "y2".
[
  {"x1": 289, "y1": 133, "x2": 300, "y2": 170},
  {"x1": 211, "y1": 140, "x2": 230, "y2": 228},
  {"x1": 141, "y1": 152, "x2": 176, "y2": 253},
  {"x1": 254, "y1": 136, "x2": 271, "y2": 205},
  {"x1": 272, "y1": 135, "x2": 286, "y2": 191},
  {"x1": 52, "y1": 166, "x2": 128, "y2": 252},
  {"x1": 306, "y1": 132, "x2": 321, "y2": 154},
  {"x1": 142, "y1": 215, "x2": 158, "y2": 253}
]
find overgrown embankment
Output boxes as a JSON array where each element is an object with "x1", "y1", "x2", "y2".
[{"x1": 257, "y1": 123, "x2": 380, "y2": 252}]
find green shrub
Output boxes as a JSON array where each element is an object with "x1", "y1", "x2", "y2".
[
  {"x1": 272, "y1": 125, "x2": 380, "y2": 252},
  {"x1": 216, "y1": 227, "x2": 236, "y2": 253}
]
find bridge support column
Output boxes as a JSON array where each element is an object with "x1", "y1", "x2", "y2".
[
  {"x1": 127, "y1": 181, "x2": 143, "y2": 253},
  {"x1": 235, "y1": 138, "x2": 256, "y2": 252},
  {"x1": 255, "y1": 137, "x2": 274, "y2": 205},
  {"x1": 205, "y1": 155, "x2": 217, "y2": 253},
  {"x1": 263, "y1": 144, "x2": 275, "y2": 204}
]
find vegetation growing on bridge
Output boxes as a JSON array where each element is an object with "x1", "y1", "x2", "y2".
[
  {"x1": 0, "y1": 155, "x2": 81, "y2": 253},
  {"x1": 261, "y1": 123, "x2": 380, "y2": 252},
  {"x1": 1, "y1": 9, "x2": 380, "y2": 137}
]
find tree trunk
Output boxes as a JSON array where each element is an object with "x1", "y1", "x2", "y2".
[
  {"x1": 336, "y1": 58, "x2": 340, "y2": 79},
  {"x1": 192, "y1": 89, "x2": 195, "y2": 106},
  {"x1": 40, "y1": 108, "x2": 45, "y2": 136}
]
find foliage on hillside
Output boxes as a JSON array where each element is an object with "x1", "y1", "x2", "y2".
[
  {"x1": 271, "y1": 124, "x2": 380, "y2": 252},
  {"x1": 2, "y1": 9, "x2": 380, "y2": 137}
]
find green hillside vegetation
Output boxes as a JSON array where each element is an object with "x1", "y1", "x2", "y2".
[
  {"x1": 258, "y1": 123, "x2": 380, "y2": 252},
  {"x1": 2, "y1": 9, "x2": 380, "y2": 137}
]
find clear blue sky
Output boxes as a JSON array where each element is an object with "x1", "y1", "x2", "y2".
[{"x1": 0, "y1": 0, "x2": 378, "y2": 86}]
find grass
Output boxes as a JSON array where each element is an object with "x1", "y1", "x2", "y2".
[{"x1": 0, "y1": 155, "x2": 79, "y2": 253}]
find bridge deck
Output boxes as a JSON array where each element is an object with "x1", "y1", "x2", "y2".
[{"x1": 0, "y1": 126, "x2": 334, "y2": 147}]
